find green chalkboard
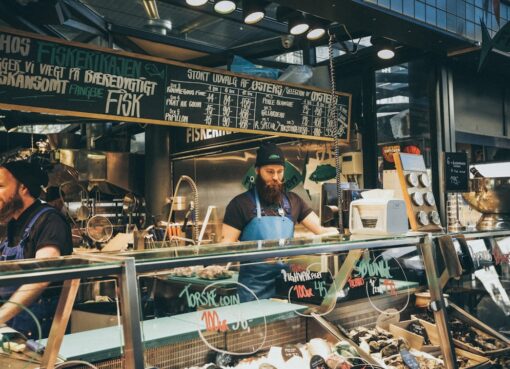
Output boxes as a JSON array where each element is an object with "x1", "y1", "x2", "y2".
[{"x1": 0, "y1": 28, "x2": 351, "y2": 141}]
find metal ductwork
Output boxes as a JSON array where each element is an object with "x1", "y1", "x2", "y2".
[{"x1": 58, "y1": 149, "x2": 144, "y2": 195}]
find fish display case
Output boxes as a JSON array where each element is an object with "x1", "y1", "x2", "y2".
[
  {"x1": 439, "y1": 230, "x2": 510, "y2": 369},
  {"x1": 0, "y1": 232, "x2": 509, "y2": 369},
  {"x1": 0, "y1": 253, "x2": 138, "y2": 369}
]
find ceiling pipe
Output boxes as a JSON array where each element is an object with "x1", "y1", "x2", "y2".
[{"x1": 142, "y1": 0, "x2": 160, "y2": 19}]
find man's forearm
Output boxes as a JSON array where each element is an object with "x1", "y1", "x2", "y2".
[{"x1": 0, "y1": 282, "x2": 50, "y2": 324}]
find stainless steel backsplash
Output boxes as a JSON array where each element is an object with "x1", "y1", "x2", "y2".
[{"x1": 172, "y1": 142, "x2": 324, "y2": 223}]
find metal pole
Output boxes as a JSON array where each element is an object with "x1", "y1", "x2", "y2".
[
  {"x1": 118, "y1": 257, "x2": 145, "y2": 369},
  {"x1": 145, "y1": 125, "x2": 171, "y2": 224}
]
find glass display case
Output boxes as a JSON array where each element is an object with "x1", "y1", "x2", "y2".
[
  {"x1": 440, "y1": 231, "x2": 510, "y2": 369},
  {"x1": 0, "y1": 254, "x2": 141, "y2": 369},
  {"x1": 0, "y1": 232, "x2": 508, "y2": 369}
]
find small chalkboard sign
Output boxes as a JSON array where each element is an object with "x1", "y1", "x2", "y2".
[
  {"x1": 282, "y1": 344, "x2": 302, "y2": 362},
  {"x1": 444, "y1": 152, "x2": 469, "y2": 192},
  {"x1": 310, "y1": 355, "x2": 327, "y2": 369}
]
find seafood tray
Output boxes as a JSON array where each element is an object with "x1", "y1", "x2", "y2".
[{"x1": 413, "y1": 303, "x2": 510, "y2": 356}]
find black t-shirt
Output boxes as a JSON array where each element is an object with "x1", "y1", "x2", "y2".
[
  {"x1": 223, "y1": 190, "x2": 313, "y2": 232},
  {"x1": 6, "y1": 200, "x2": 73, "y2": 259}
]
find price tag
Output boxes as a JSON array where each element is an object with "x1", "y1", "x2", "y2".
[
  {"x1": 188, "y1": 281, "x2": 267, "y2": 356},
  {"x1": 284, "y1": 262, "x2": 334, "y2": 317},
  {"x1": 400, "y1": 349, "x2": 420, "y2": 369},
  {"x1": 282, "y1": 344, "x2": 302, "y2": 362},
  {"x1": 310, "y1": 355, "x2": 327, "y2": 369}
]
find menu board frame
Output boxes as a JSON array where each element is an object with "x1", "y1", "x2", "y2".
[{"x1": 0, "y1": 27, "x2": 351, "y2": 142}]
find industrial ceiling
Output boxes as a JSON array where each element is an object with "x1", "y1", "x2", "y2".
[{"x1": 0, "y1": 0, "x2": 479, "y2": 133}]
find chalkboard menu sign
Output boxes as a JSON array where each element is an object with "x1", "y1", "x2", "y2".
[
  {"x1": 444, "y1": 152, "x2": 468, "y2": 192},
  {"x1": 0, "y1": 28, "x2": 351, "y2": 141}
]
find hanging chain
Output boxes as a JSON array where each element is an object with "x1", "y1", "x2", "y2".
[{"x1": 328, "y1": 30, "x2": 344, "y2": 234}]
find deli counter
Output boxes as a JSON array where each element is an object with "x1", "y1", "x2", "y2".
[{"x1": 0, "y1": 231, "x2": 508, "y2": 369}]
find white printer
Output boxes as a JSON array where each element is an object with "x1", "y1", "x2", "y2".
[{"x1": 349, "y1": 190, "x2": 408, "y2": 235}]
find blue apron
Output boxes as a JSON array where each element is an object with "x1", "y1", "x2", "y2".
[
  {"x1": 0, "y1": 206, "x2": 59, "y2": 339},
  {"x1": 237, "y1": 190, "x2": 294, "y2": 302}
]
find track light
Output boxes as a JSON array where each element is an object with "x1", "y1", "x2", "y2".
[
  {"x1": 371, "y1": 36, "x2": 396, "y2": 60},
  {"x1": 377, "y1": 48, "x2": 395, "y2": 59},
  {"x1": 306, "y1": 23, "x2": 326, "y2": 40},
  {"x1": 142, "y1": 0, "x2": 160, "y2": 19},
  {"x1": 288, "y1": 12, "x2": 309, "y2": 35},
  {"x1": 214, "y1": 0, "x2": 236, "y2": 14},
  {"x1": 186, "y1": 0, "x2": 208, "y2": 6},
  {"x1": 242, "y1": 0, "x2": 266, "y2": 24}
]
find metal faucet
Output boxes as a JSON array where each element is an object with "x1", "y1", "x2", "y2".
[{"x1": 164, "y1": 175, "x2": 200, "y2": 243}]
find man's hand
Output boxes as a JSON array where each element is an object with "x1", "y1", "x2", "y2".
[{"x1": 301, "y1": 212, "x2": 339, "y2": 236}]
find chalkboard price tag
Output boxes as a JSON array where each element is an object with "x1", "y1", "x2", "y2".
[
  {"x1": 310, "y1": 355, "x2": 327, "y2": 369},
  {"x1": 282, "y1": 344, "x2": 302, "y2": 362},
  {"x1": 444, "y1": 152, "x2": 468, "y2": 192},
  {"x1": 400, "y1": 349, "x2": 420, "y2": 369}
]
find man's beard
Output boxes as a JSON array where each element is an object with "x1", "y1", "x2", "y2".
[
  {"x1": 256, "y1": 175, "x2": 284, "y2": 205},
  {"x1": 0, "y1": 191, "x2": 24, "y2": 224}
]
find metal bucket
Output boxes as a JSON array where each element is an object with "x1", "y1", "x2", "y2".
[{"x1": 462, "y1": 177, "x2": 510, "y2": 230}]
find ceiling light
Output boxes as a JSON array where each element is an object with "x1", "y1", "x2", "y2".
[
  {"x1": 214, "y1": 0, "x2": 236, "y2": 14},
  {"x1": 186, "y1": 0, "x2": 208, "y2": 6},
  {"x1": 242, "y1": 0, "x2": 266, "y2": 24},
  {"x1": 371, "y1": 36, "x2": 396, "y2": 60},
  {"x1": 142, "y1": 0, "x2": 160, "y2": 19},
  {"x1": 307, "y1": 26, "x2": 326, "y2": 40},
  {"x1": 377, "y1": 48, "x2": 395, "y2": 59},
  {"x1": 288, "y1": 12, "x2": 309, "y2": 35},
  {"x1": 244, "y1": 11, "x2": 263, "y2": 24}
]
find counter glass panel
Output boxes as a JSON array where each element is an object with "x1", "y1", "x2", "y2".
[
  {"x1": 0, "y1": 255, "x2": 123, "y2": 279},
  {"x1": 120, "y1": 234, "x2": 422, "y2": 266},
  {"x1": 134, "y1": 239, "x2": 436, "y2": 369},
  {"x1": 0, "y1": 256, "x2": 127, "y2": 369}
]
